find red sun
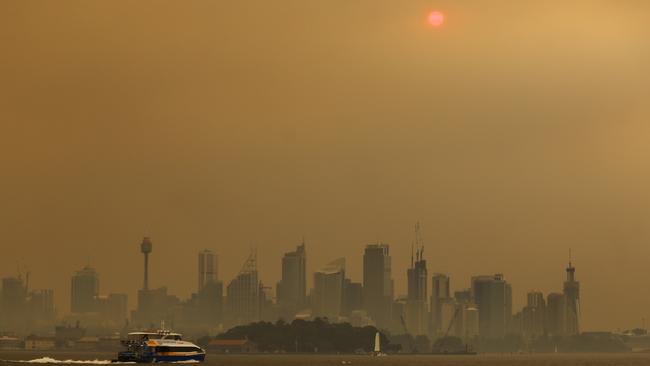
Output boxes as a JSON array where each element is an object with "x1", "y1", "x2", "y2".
[{"x1": 427, "y1": 11, "x2": 445, "y2": 27}]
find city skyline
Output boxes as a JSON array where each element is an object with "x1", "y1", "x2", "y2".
[
  {"x1": 3, "y1": 1, "x2": 650, "y2": 334},
  {"x1": 2, "y1": 234, "x2": 585, "y2": 330}
]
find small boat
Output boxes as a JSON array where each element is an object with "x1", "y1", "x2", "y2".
[
  {"x1": 115, "y1": 330, "x2": 206, "y2": 363},
  {"x1": 372, "y1": 331, "x2": 387, "y2": 356}
]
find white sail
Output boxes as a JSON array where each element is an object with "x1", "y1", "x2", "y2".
[{"x1": 374, "y1": 332, "x2": 381, "y2": 353}]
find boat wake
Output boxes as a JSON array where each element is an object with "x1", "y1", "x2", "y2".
[
  {"x1": 5, "y1": 358, "x2": 126, "y2": 364},
  {"x1": 2, "y1": 357, "x2": 199, "y2": 364}
]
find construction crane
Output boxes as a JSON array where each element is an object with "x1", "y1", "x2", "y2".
[{"x1": 443, "y1": 305, "x2": 461, "y2": 338}]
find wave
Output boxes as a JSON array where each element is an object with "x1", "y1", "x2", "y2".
[
  {"x1": 169, "y1": 361, "x2": 200, "y2": 364},
  {"x1": 4, "y1": 357, "x2": 197, "y2": 364},
  {"x1": 9, "y1": 358, "x2": 123, "y2": 364}
]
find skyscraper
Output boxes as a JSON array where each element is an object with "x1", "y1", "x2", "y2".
[
  {"x1": 362, "y1": 243, "x2": 392, "y2": 329},
  {"x1": 563, "y1": 254, "x2": 580, "y2": 335},
  {"x1": 312, "y1": 258, "x2": 346, "y2": 320},
  {"x1": 522, "y1": 290, "x2": 546, "y2": 339},
  {"x1": 226, "y1": 250, "x2": 260, "y2": 327},
  {"x1": 406, "y1": 247, "x2": 428, "y2": 336},
  {"x1": 198, "y1": 249, "x2": 218, "y2": 292},
  {"x1": 70, "y1": 266, "x2": 99, "y2": 314},
  {"x1": 430, "y1": 273, "x2": 450, "y2": 336},
  {"x1": 471, "y1": 274, "x2": 511, "y2": 339},
  {"x1": 277, "y1": 243, "x2": 306, "y2": 320},
  {"x1": 546, "y1": 292, "x2": 567, "y2": 336},
  {"x1": 1, "y1": 276, "x2": 27, "y2": 332}
]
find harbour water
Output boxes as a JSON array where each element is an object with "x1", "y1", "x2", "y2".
[{"x1": 3, "y1": 352, "x2": 650, "y2": 366}]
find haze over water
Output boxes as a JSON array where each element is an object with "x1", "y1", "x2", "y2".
[{"x1": 2, "y1": 1, "x2": 650, "y2": 332}]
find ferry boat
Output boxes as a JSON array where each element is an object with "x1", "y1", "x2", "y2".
[{"x1": 115, "y1": 330, "x2": 206, "y2": 363}]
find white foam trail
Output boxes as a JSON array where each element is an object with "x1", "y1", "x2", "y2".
[
  {"x1": 4, "y1": 357, "x2": 199, "y2": 364},
  {"x1": 11, "y1": 358, "x2": 129, "y2": 364},
  {"x1": 169, "y1": 361, "x2": 200, "y2": 364}
]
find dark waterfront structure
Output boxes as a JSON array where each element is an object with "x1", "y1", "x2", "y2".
[{"x1": 362, "y1": 243, "x2": 393, "y2": 329}]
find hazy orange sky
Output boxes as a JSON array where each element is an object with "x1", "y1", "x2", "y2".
[{"x1": 1, "y1": 1, "x2": 650, "y2": 331}]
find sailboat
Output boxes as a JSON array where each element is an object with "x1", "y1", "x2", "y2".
[{"x1": 372, "y1": 332, "x2": 387, "y2": 356}]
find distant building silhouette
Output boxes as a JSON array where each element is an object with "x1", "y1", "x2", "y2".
[
  {"x1": 226, "y1": 250, "x2": 260, "y2": 327},
  {"x1": 430, "y1": 273, "x2": 450, "y2": 336},
  {"x1": 362, "y1": 243, "x2": 393, "y2": 329},
  {"x1": 132, "y1": 237, "x2": 179, "y2": 327},
  {"x1": 564, "y1": 255, "x2": 580, "y2": 335},
  {"x1": 343, "y1": 278, "x2": 363, "y2": 315},
  {"x1": 521, "y1": 290, "x2": 546, "y2": 339},
  {"x1": 312, "y1": 258, "x2": 346, "y2": 320},
  {"x1": 406, "y1": 247, "x2": 428, "y2": 336},
  {"x1": 96, "y1": 293, "x2": 127, "y2": 326},
  {"x1": 546, "y1": 292, "x2": 567, "y2": 336},
  {"x1": 195, "y1": 281, "x2": 224, "y2": 327},
  {"x1": 198, "y1": 249, "x2": 218, "y2": 292},
  {"x1": 1, "y1": 276, "x2": 27, "y2": 332},
  {"x1": 70, "y1": 266, "x2": 99, "y2": 314},
  {"x1": 471, "y1": 274, "x2": 512, "y2": 339},
  {"x1": 276, "y1": 243, "x2": 306, "y2": 320}
]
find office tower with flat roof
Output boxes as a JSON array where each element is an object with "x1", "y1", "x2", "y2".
[
  {"x1": 312, "y1": 258, "x2": 346, "y2": 320},
  {"x1": 363, "y1": 243, "x2": 393, "y2": 329},
  {"x1": 277, "y1": 243, "x2": 306, "y2": 320},
  {"x1": 1, "y1": 276, "x2": 27, "y2": 332},
  {"x1": 343, "y1": 278, "x2": 363, "y2": 315},
  {"x1": 430, "y1": 273, "x2": 450, "y2": 336},
  {"x1": 198, "y1": 249, "x2": 218, "y2": 292},
  {"x1": 71, "y1": 266, "x2": 99, "y2": 314},
  {"x1": 471, "y1": 274, "x2": 511, "y2": 339},
  {"x1": 546, "y1": 292, "x2": 567, "y2": 336}
]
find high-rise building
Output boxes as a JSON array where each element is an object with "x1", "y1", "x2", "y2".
[
  {"x1": 522, "y1": 290, "x2": 546, "y2": 339},
  {"x1": 343, "y1": 279, "x2": 363, "y2": 315},
  {"x1": 29, "y1": 289, "x2": 55, "y2": 323},
  {"x1": 71, "y1": 266, "x2": 99, "y2": 314},
  {"x1": 312, "y1": 258, "x2": 346, "y2": 320},
  {"x1": 406, "y1": 247, "x2": 428, "y2": 336},
  {"x1": 276, "y1": 243, "x2": 306, "y2": 320},
  {"x1": 430, "y1": 273, "x2": 450, "y2": 336},
  {"x1": 226, "y1": 250, "x2": 260, "y2": 327},
  {"x1": 546, "y1": 292, "x2": 566, "y2": 336},
  {"x1": 362, "y1": 243, "x2": 393, "y2": 329},
  {"x1": 471, "y1": 274, "x2": 511, "y2": 339},
  {"x1": 563, "y1": 255, "x2": 580, "y2": 335},
  {"x1": 198, "y1": 249, "x2": 218, "y2": 292},
  {"x1": 198, "y1": 280, "x2": 223, "y2": 325},
  {"x1": 1, "y1": 276, "x2": 27, "y2": 332}
]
